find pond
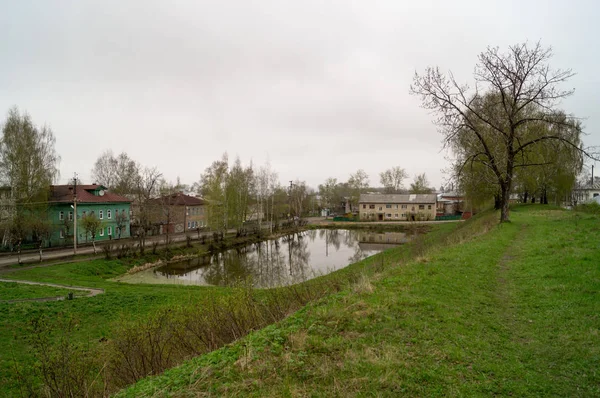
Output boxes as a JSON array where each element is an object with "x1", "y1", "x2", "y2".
[{"x1": 120, "y1": 229, "x2": 409, "y2": 288}]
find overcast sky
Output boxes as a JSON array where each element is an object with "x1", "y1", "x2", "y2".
[{"x1": 1, "y1": 0, "x2": 598, "y2": 190}]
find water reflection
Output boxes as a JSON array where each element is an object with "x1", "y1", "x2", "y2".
[{"x1": 149, "y1": 229, "x2": 406, "y2": 288}]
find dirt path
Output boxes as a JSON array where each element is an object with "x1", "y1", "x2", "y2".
[{"x1": 0, "y1": 278, "x2": 104, "y2": 303}]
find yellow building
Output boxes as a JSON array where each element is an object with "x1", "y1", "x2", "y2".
[{"x1": 359, "y1": 193, "x2": 437, "y2": 221}]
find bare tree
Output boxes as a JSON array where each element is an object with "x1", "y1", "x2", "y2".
[
  {"x1": 411, "y1": 42, "x2": 596, "y2": 222},
  {"x1": 380, "y1": 166, "x2": 408, "y2": 193},
  {"x1": 409, "y1": 173, "x2": 432, "y2": 194},
  {"x1": 80, "y1": 213, "x2": 102, "y2": 254},
  {"x1": 134, "y1": 166, "x2": 162, "y2": 254},
  {"x1": 91, "y1": 150, "x2": 139, "y2": 195},
  {"x1": 347, "y1": 169, "x2": 370, "y2": 211}
]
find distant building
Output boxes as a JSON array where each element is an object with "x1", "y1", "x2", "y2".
[
  {"x1": 572, "y1": 183, "x2": 600, "y2": 204},
  {"x1": 48, "y1": 184, "x2": 132, "y2": 246},
  {"x1": 436, "y1": 191, "x2": 465, "y2": 215},
  {"x1": 147, "y1": 192, "x2": 206, "y2": 234},
  {"x1": 358, "y1": 193, "x2": 437, "y2": 221}
]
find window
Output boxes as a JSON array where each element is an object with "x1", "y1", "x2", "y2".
[
  {"x1": 428, "y1": 205, "x2": 432, "y2": 209},
  {"x1": 99, "y1": 228, "x2": 104, "y2": 237},
  {"x1": 394, "y1": 214, "x2": 398, "y2": 218},
  {"x1": 68, "y1": 211, "x2": 73, "y2": 221},
  {"x1": 363, "y1": 204, "x2": 366, "y2": 209},
  {"x1": 401, "y1": 213, "x2": 406, "y2": 217},
  {"x1": 59, "y1": 211, "x2": 64, "y2": 221},
  {"x1": 594, "y1": 193, "x2": 599, "y2": 197},
  {"x1": 369, "y1": 204, "x2": 375, "y2": 209},
  {"x1": 401, "y1": 205, "x2": 407, "y2": 209},
  {"x1": 386, "y1": 213, "x2": 392, "y2": 218},
  {"x1": 107, "y1": 209, "x2": 112, "y2": 219},
  {"x1": 99, "y1": 210, "x2": 103, "y2": 219},
  {"x1": 378, "y1": 207, "x2": 383, "y2": 211},
  {"x1": 107, "y1": 226, "x2": 112, "y2": 236},
  {"x1": 60, "y1": 230, "x2": 64, "y2": 238},
  {"x1": 395, "y1": 205, "x2": 398, "y2": 209},
  {"x1": 386, "y1": 204, "x2": 392, "y2": 208},
  {"x1": 419, "y1": 205, "x2": 425, "y2": 210},
  {"x1": 82, "y1": 211, "x2": 87, "y2": 217},
  {"x1": 412, "y1": 206, "x2": 415, "y2": 211},
  {"x1": 187, "y1": 221, "x2": 191, "y2": 229}
]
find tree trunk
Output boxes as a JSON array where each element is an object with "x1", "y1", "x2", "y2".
[
  {"x1": 523, "y1": 191, "x2": 528, "y2": 203},
  {"x1": 494, "y1": 194, "x2": 501, "y2": 210},
  {"x1": 92, "y1": 240, "x2": 97, "y2": 254},
  {"x1": 17, "y1": 242, "x2": 22, "y2": 264},
  {"x1": 500, "y1": 182, "x2": 511, "y2": 222},
  {"x1": 39, "y1": 244, "x2": 43, "y2": 262}
]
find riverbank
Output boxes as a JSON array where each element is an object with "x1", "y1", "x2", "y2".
[
  {"x1": 0, "y1": 222, "x2": 426, "y2": 396},
  {"x1": 118, "y1": 205, "x2": 600, "y2": 397}
]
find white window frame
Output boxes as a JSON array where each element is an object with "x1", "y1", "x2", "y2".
[
  {"x1": 107, "y1": 226, "x2": 112, "y2": 236},
  {"x1": 99, "y1": 210, "x2": 103, "y2": 220},
  {"x1": 60, "y1": 230, "x2": 64, "y2": 238},
  {"x1": 107, "y1": 209, "x2": 112, "y2": 219},
  {"x1": 99, "y1": 228, "x2": 104, "y2": 237},
  {"x1": 59, "y1": 211, "x2": 64, "y2": 221},
  {"x1": 68, "y1": 211, "x2": 73, "y2": 221}
]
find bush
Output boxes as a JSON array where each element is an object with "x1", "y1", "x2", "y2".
[{"x1": 102, "y1": 244, "x2": 113, "y2": 260}]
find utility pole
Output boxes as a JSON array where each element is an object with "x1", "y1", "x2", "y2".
[
  {"x1": 73, "y1": 173, "x2": 78, "y2": 255},
  {"x1": 288, "y1": 180, "x2": 294, "y2": 220},
  {"x1": 592, "y1": 165, "x2": 595, "y2": 187}
]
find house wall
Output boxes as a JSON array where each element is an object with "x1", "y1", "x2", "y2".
[
  {"x1": 358, "y1": 201, "x2": 436, "y2": 221},
  {"x1": 186, "y1": 205, "x2": 206, "y2": 230},
  {"x1": 49, "y1": 202, "x2": 131, "y2": 246}
]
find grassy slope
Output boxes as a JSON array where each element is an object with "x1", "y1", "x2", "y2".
[
  {"x1": 119, "y1": 206, "x2": 600, "y2": 397},
  {"x1": 0, "y1": 259, "x2": 231, "y2": 396},
  {"x1": 0, "y1": 282, "x2": 83, "y2": 301}
]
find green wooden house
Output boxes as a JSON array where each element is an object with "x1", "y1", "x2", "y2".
[{"x1": 48, "y1": 184, "x2": 132, "y2": 246}]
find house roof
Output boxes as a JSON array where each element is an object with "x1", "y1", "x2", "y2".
[
  {"x1": 49, "y1": 185, "x2": 131, "y2": 204},
  {"x1": 574, "y1": 183, "x2": 600, "y2": 191},
  {"x1": 359, "y1": 193, "x2": 437, "y2": 204},
  {"x1": 148, "y1": 192, "x2": 205, "y2": 206}
]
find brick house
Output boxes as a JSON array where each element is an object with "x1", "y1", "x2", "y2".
[
  {"x1": 147, "y1": 193, "x2": 206, "y2": 234},
  {"x1": 359, "y1": 193, "x2": 437, "y2": 221}
]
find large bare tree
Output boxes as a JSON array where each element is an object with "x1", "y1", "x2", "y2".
[
  {"x1": 411, "y1": 42, "x2": 596, "y2": 222},
  {"x1": 380, "y1": 166, "x2": 408, "y2": 193}
]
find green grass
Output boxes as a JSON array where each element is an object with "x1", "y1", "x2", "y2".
[
  {"x1": 0, "y1": 257, "x2": 233, "y2": 397},
  {"x1": 0, "y1": 282, "x2": 83, "y2": 301},
  {"x1": 0, "y1": 225, "x2": 446, "y2": 397},
  {"x1": 117, "y1": 206, "x2": 600, "y2": 397}
]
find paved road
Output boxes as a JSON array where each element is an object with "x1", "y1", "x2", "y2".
[
  {"x1": 0, "y1": 277, "x2": 104, "y2": 303},
  {"x1": 0, "y1": 231, "x2": 213, "y2": 268}
]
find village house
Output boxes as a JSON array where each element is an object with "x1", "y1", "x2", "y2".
[
  {"x1": 147, "y1": 192, "x2": 206, "y2": 234},
  {"x1": 572, "y1": 183, "x2": 600, "y2": 204},
  {"x1": 359, "y1": 193, "x2": 437, "y2": 221},
  {"x1": 48, "y1": 184, "x2": 131, "y2": 246},
  {"x1": 436, "y1": 191, "x2": 465, "y2": 215}
]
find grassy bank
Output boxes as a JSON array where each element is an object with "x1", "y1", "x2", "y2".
[
  {"x1": 118, "y1": 205, "x2": 600, "y2": 397},
  {"x1": 0, "y1": 282, "x2": 83, "y2": 301},
  {"x1": 0, "y1": 223, "x2": 446, "y2": 396}
]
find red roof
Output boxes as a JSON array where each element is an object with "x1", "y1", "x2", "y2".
[
  {"x1": 148, "y1": 192, "x2": 205, "y2": 206},
  {"x1": 49, "y1": 185, "x2": 131, "y2": 204}
]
